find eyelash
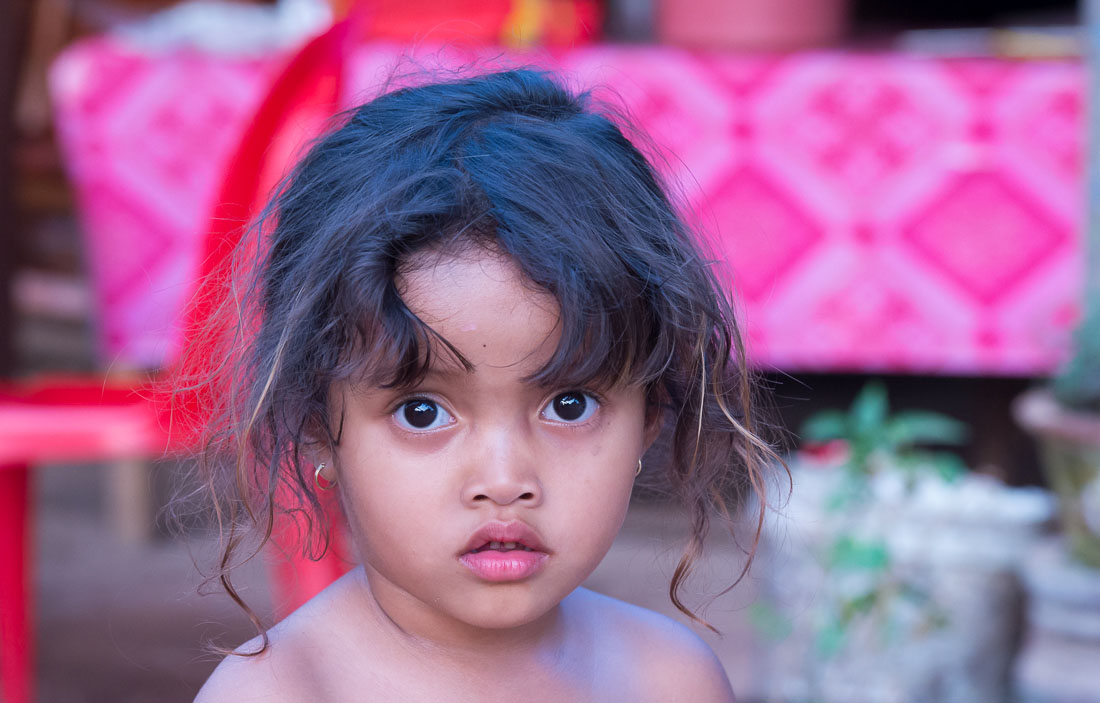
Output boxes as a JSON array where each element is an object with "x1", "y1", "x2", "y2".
[
  {"x1": 389, "y1": 389, "x2": 604, "y2": 433},
  {"x1": 539, "y1": 390, "x2": 602, "y2": 425},
  {"x1": 391, "y1": 394, "x2": 455, "y2": 433}
]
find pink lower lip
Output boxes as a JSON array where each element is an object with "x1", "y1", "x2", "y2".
[{"x1": 459, "y1": 550, "x2": 548, "y2": 582}]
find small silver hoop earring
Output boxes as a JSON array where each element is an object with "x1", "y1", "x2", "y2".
[
  {"x1": 635, "y1": 459, "x2": 643, "y2": 477},
  {"x1": 314, "y1": 462, "x2": 336, "y2": 491}
]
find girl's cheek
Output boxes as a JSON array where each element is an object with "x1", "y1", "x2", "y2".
[
  {"x1": 388, "y1": 429, "x2": 455, "y2": 454},
  {"x1": 381, "y1": 411, "x2": 461, "y2": 450}
]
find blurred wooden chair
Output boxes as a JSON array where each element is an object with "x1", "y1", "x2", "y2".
[{"x1": 0, "y1": 17, "x2": 354, "y2": 703}]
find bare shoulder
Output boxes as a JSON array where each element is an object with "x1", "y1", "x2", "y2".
[
  {"x1": 193, "y1": 570, "x2": 388, "y2": 703},
  {"x1": 193, "y1": 581, "x2": 351, "y2": 703},
  {"x1": 572, "y1": 588, "x2": 736, "y2": 703},
  {"x1": 193, "y1": 626, "x2": 323, "y2": 703}
]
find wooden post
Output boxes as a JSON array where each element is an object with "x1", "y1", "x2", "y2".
[
  {"x1": 1, "y1": 1, "x2": 35, "y2": 700},
  {"x1": 107, "y1": 458, "x2": 153, "y2": 544},
  {"x1": 0, "y1": 0, "x2": 33, "y2": 377}
]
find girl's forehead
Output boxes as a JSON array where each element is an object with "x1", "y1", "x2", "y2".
[{"x1": 397, "y1": 247, "x2": 562, "y2": 375}]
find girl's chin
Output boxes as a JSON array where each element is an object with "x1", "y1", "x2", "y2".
[
  {"x1": 359, "y1": 561, "x2": 586, "y2": 635},
  {"x1": 450, "y1": 596, "x2": 563, "y2": 631}
]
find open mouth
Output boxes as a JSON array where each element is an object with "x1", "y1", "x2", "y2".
[
  {"x1": 458, "y1": 521, "x2": 550, "y2": 581},
  {"x1": 469, "y1": 541, "x2": 536, "y2": 553}
]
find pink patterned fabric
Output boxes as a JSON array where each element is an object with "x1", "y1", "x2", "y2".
[
  {"x1": 50, "y1": 39, "x2": 289, "y2": 366},
  {"x1": 51, "y1": 39, "x2": 1083, "y2": 374}
]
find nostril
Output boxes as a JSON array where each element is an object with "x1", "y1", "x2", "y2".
[{"x1": 468, "y1": 490, "x2": 536, "y2": 504}]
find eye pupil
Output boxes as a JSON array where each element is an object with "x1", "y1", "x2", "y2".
[
  {"x1": 553, "y1": 393, "x2": 586, "y2": 421},
  {"x1": 404, "y1": 400, "x2": 438, "y2": 429}
]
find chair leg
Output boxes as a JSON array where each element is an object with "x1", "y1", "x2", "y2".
[{"x1": 0, "y1": 464, "x2": 32, "y2": 703}]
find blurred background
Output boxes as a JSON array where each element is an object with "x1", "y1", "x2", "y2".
[{"x1": 3, "y1": 0, "x2": 1100, "y2": 701}]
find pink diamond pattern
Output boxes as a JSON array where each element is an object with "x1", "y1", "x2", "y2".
[
  {"x1": 809, "y1": 279, "x2": 936, "y2": 371},
  {"x1": 771, "y1": 67, "x2": 942, "y2": 198},
  {"x1": 706, "y1": 167, "x2": 823, "y2": 301},
  {"x1": 52, "y1": 42, "x2": 284, "y2": 366},
  {"x1": 1017, "y1": 86, "x2": 1083, "y2": 183},
  {"x1": 51, "y1": 42, "x2": 1084, "y2": 373},
  {"x1": 901, "y1": 172, "x2": 1069, "y2": 305},
  {"x1": 940, "y1": 59, "x2": 1014, "y2": 98},
  {"x1": 562, "y1": 48, "x2": 735, "y2": 192}
]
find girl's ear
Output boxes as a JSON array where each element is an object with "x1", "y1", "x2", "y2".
[
  {"x1": 643, "y1": 404, "x2": 664, "y2": 451},
  {"x1": 303, "y1": 386, "x2": 345, "y2": 448}
]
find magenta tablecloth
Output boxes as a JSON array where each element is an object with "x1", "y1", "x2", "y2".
[{"x1": 51, "y1": 39, "x2": 1083, "y2": 374}]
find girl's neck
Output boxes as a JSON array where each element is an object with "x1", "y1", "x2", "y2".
[{"x1": 351, "y1": 566, "x2": 577, "y2": 668}]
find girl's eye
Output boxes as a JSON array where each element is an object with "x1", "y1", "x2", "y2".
[
  {"x1": 541, "y1": 391, "x2": 598, "y2": 424},
  {"x1": 394, "y1": 399, "x2": 454, "y2": 431}
]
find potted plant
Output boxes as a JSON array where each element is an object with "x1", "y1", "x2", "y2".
[
  {"x1": 758, "y1": 382, "x2": 1053, "y2": 703},
  {"x1": 1009, "y1": 11, "x2": 1100, "y2": 695},
  {"x1": 1014, "y1": 305, "x2": 1100, "y2": 568}
]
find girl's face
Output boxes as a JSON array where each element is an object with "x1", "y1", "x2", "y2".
[{"x1": 330, "y1": 246, "x2": 652, "y2": 640}]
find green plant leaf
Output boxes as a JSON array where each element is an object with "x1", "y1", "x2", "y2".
[
  {"x1": 801, "y1": 410, "x2": 849, "y2": 442},
  {"x1": 827, "y1": 536, "x2": 890, "y2": 571},
  {"x1": 851, "y1": 381, "x2": 889, "y2": 438},
  {"x1": 885, "y1": 411, "x2": 968, "y2": 447},
  {"x1": 815, "y1": 618, "x2": 847, "y2": 658},
  {"x1": 914, "y1": 606, "x2": 951, "y2": 636},
  {"x1": 892, "y1": 451, "x2": 967, "y2": 484},
  {"x1": 1052, "y1": 305, "x2": 1100, "y2": 412},
  {"x1": 897, "y1": 582, "x2": 932, "y2": 604},
  {"x1": 839, "y1": 589, "x2": 880, "y2": 624},
  {"x1": 827, "y1": 473, "x2": 873, "y2": 511},
  {"x1": 845, "y1": 440, "x2": 875, "y2": 475},
  {"x1": 825, "y1": 486, "x2": 856, "y2": 512},
  {"x1": 924, "y1": 451, "x2": 967, "y2": 482}
]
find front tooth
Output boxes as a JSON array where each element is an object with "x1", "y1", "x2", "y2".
[
  {"x1": 489, "y1": 541, "x2": 502, "y2": 550},
  {"x1": 503, "y1": 542, "x2": 517, "y2": 550}
]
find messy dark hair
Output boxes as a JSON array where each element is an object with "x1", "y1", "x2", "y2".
[{"x1": 184, "y1": 68, "x2": 780, "y2": 654}]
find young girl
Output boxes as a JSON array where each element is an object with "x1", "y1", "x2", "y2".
[{"x1": 192, "y1": 68, "x2": 774, "y2": 702}]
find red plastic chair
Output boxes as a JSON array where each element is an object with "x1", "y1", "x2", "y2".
[
  {"x1": 0, "y1": 18, "x2": 354, "y2": 703},
  {"x1": 0, "y1": 378, "x2": 174, "y2": 703}
]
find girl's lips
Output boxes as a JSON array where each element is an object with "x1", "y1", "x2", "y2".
[
  {"x1": 459, "y1": 520, "x2": 548, "y2": 555},
  {"x1": 459, "y1": 550, "x2": 548, "y2": 582},
  {"x1": 458, "y1": 520, "x2": 550, "y2": 582}
]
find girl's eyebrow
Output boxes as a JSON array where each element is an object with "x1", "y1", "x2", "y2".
[
  {"x1": 418, "y1": 363, "x2": 476, "y2": 384},
  {"x1": 419, "y1": 364, "x2": 565, "y2": 390},
  {"x1": 423, "y1": 365, "x2": 470, "y2": 379}
]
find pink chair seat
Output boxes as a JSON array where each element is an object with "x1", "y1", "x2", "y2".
[{"x1": 0, "y1": 377, "x2": 168, "y2": 464}]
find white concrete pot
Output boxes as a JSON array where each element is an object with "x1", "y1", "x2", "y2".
[{"x1": 759, "y1": 460, "x2": 1054, "y2": 703}]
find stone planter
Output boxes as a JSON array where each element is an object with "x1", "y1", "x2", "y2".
[
  {"x1": 1014, "y1": 537, "x2": 1100, "y2": 703},
  {"x1": 759, "y1": 462, "x2": 1053, "y2": 703},
  {"x1": 1014, "y1": 389, "x2": 1100, "y2": 568}
]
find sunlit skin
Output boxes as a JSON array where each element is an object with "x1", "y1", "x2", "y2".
[{"x1": 195, "y1": 247, "x2": 736, "y2": 702}]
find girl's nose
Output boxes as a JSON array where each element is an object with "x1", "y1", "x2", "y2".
[
  {"x1": 461, "y1": 428, "x2": 542, "y2": 508},
  {"x1": 463, "y1": 476, "x2": 541, "y2": 507}
]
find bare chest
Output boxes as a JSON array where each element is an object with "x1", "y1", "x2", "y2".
[{"x1": 317, "y1": 647, "x2": 642, "y2": 703}]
